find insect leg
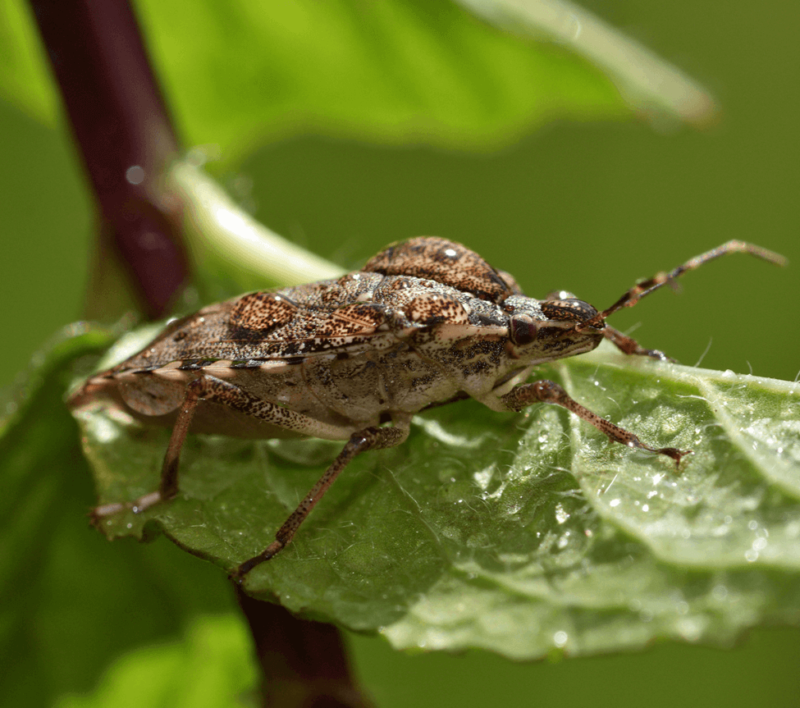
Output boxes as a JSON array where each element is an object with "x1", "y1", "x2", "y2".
[
  {"x1": 233, "y1": 418, "x2": 411, "y2": 582},
  {"x1": 602, "y1": 325, "x2": 675, "y2": 362},
  {"x1": 500, "y1": 380, "x2": 691, "y2": 467},
  {"x1": 93, "y1": 374, "x2": 368, "y2": 521},
  {"x1": 92, "y1": 376, "x2": 207, "y2": 519}
]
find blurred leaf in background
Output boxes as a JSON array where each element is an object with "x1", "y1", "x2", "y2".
[
  {"x1": 1, "y1": 0, "x2": 799, "y2": 707},
  {"x1": 0, "y1": 0, "x2": 711, "y2": 157},
  {"x1": 0, "y1": 327, "x2": 239, "y2": 706}
]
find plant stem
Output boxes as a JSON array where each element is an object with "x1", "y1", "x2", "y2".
[
  {"x1": 30, "y1": 0, "x2": 187, "y2": 318},
  {"x1": 237, "y1": 588, "x2": 374, "y2": 708}
]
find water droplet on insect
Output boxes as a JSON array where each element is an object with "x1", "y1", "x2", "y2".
[
  {"x1": 555, "y1": 503, "x2": 569, "y2": 524},
  {"x1": 722, "y1": 369, "x2": 735, "y2": 379}
]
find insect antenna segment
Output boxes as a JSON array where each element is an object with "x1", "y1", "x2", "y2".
[{"x1": 575, "y1": 240, "x2": 787, "y2": 332}]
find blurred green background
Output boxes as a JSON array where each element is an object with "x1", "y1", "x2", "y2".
[{"x1": 1, "y1": 0, "x2": 799, "y2": 706}]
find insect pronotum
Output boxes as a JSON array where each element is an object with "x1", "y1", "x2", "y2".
[{"x1": 69, "y1": 237, "x2": 786, "y2": 580}]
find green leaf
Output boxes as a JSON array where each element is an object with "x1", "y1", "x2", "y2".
[
  {"x1": 136, "y1": 0, "x2": 626, "y2": 156},
  {"x1": 455, "y1": 0, "x2": 715, "y2": 125},
  {"x1": 76, "y1": 335, "x2": 800, "y2": 660},
  {"x1": 55, "y1": 615, "x2": 257, "y2": 708},
  {"x1": 0, "y1": 0, "x2": 712, "y2": 161},
  {"x1": 0, "y1": 0, "x2": 58, "y2": 123},
  {"x1": 0, "y1": 326, "x2": 238, "y2": 707}
]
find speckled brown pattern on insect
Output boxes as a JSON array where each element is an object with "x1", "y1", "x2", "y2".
[
  {"x1": 230, "y1": 292, "x2": 298, "y2": 335},
  {"x1": 71, "y1": 236, "x2": 784, "y2": 578},
  {"x1": 363, "y1": 237, "x2": 515, "y2": 304}
]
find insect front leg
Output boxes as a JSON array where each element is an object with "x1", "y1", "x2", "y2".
[
  {"x1": 233, "y1": 416, "x2": 411, "y2": 582},
  {"x1": 602, "y1": 325, "x2": 675, "y2": 362},
  {"x1": 499, "y1": 380, "x2": 691, "y2": 466}
]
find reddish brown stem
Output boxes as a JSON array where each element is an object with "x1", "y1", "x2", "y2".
[
  {"x1": 30, "y1": 0, "x2": 188, "y2": 317},
  {"x1": 237, "y1": 588, "x2": 373, "y2": 708}
]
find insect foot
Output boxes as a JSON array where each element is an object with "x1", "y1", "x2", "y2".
[
  {"x1": 90, "y1": 491, "x2": 167, "y2": 527},
  {"x1": 70, "y1": 236, "x2": 784, "y2": 581}
]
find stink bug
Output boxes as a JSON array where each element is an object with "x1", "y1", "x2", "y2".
[{"x1": 69, "y1": 237, "x2": 786, "y2": 580}]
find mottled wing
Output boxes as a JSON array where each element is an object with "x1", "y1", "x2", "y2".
[
  {"x1": 362, "y1": 237, "x2": 516, "y2": 303},
  {"x1": 226, "y1": 291, "x2": 391, "y2": 358}
]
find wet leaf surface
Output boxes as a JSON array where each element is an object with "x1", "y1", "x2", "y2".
[{"x1": 74, "y1": 331, "x2": 800, "y2": 660}]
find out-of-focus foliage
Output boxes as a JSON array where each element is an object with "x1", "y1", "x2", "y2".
[
  {"x1": 0, "y1": 0, "x2": 715, "y2": 162},
  {"x1": 0, "y1": 328, "x2": 238, "y2": 706}
]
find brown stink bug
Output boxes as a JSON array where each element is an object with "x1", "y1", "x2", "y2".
[{"x1": 69, "y1": 237, "x2": 786, "y2": 580}]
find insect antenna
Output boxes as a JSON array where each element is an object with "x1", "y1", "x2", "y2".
[{"x1": 574, "y1": 240, "x2": 787, "y2": 332}]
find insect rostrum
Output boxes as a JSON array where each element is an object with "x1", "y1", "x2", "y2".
[{"x1": 70, "y1": 237, "x2": 785, "y2": 581}]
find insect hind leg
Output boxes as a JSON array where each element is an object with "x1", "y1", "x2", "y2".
[
  {"x1": 92, "y1": 376, "x2": 207, "y2": 521},
  {"x1": 92, "y1": 374, "x2": 367, "y2": 522},
  {"x1": 233, "y1": 417, "x2": 411, "y2": 582}
]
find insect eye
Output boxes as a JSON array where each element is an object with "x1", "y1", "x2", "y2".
[{"x1": 510, "y1": 315, "x2": 538, "y2": 345}]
